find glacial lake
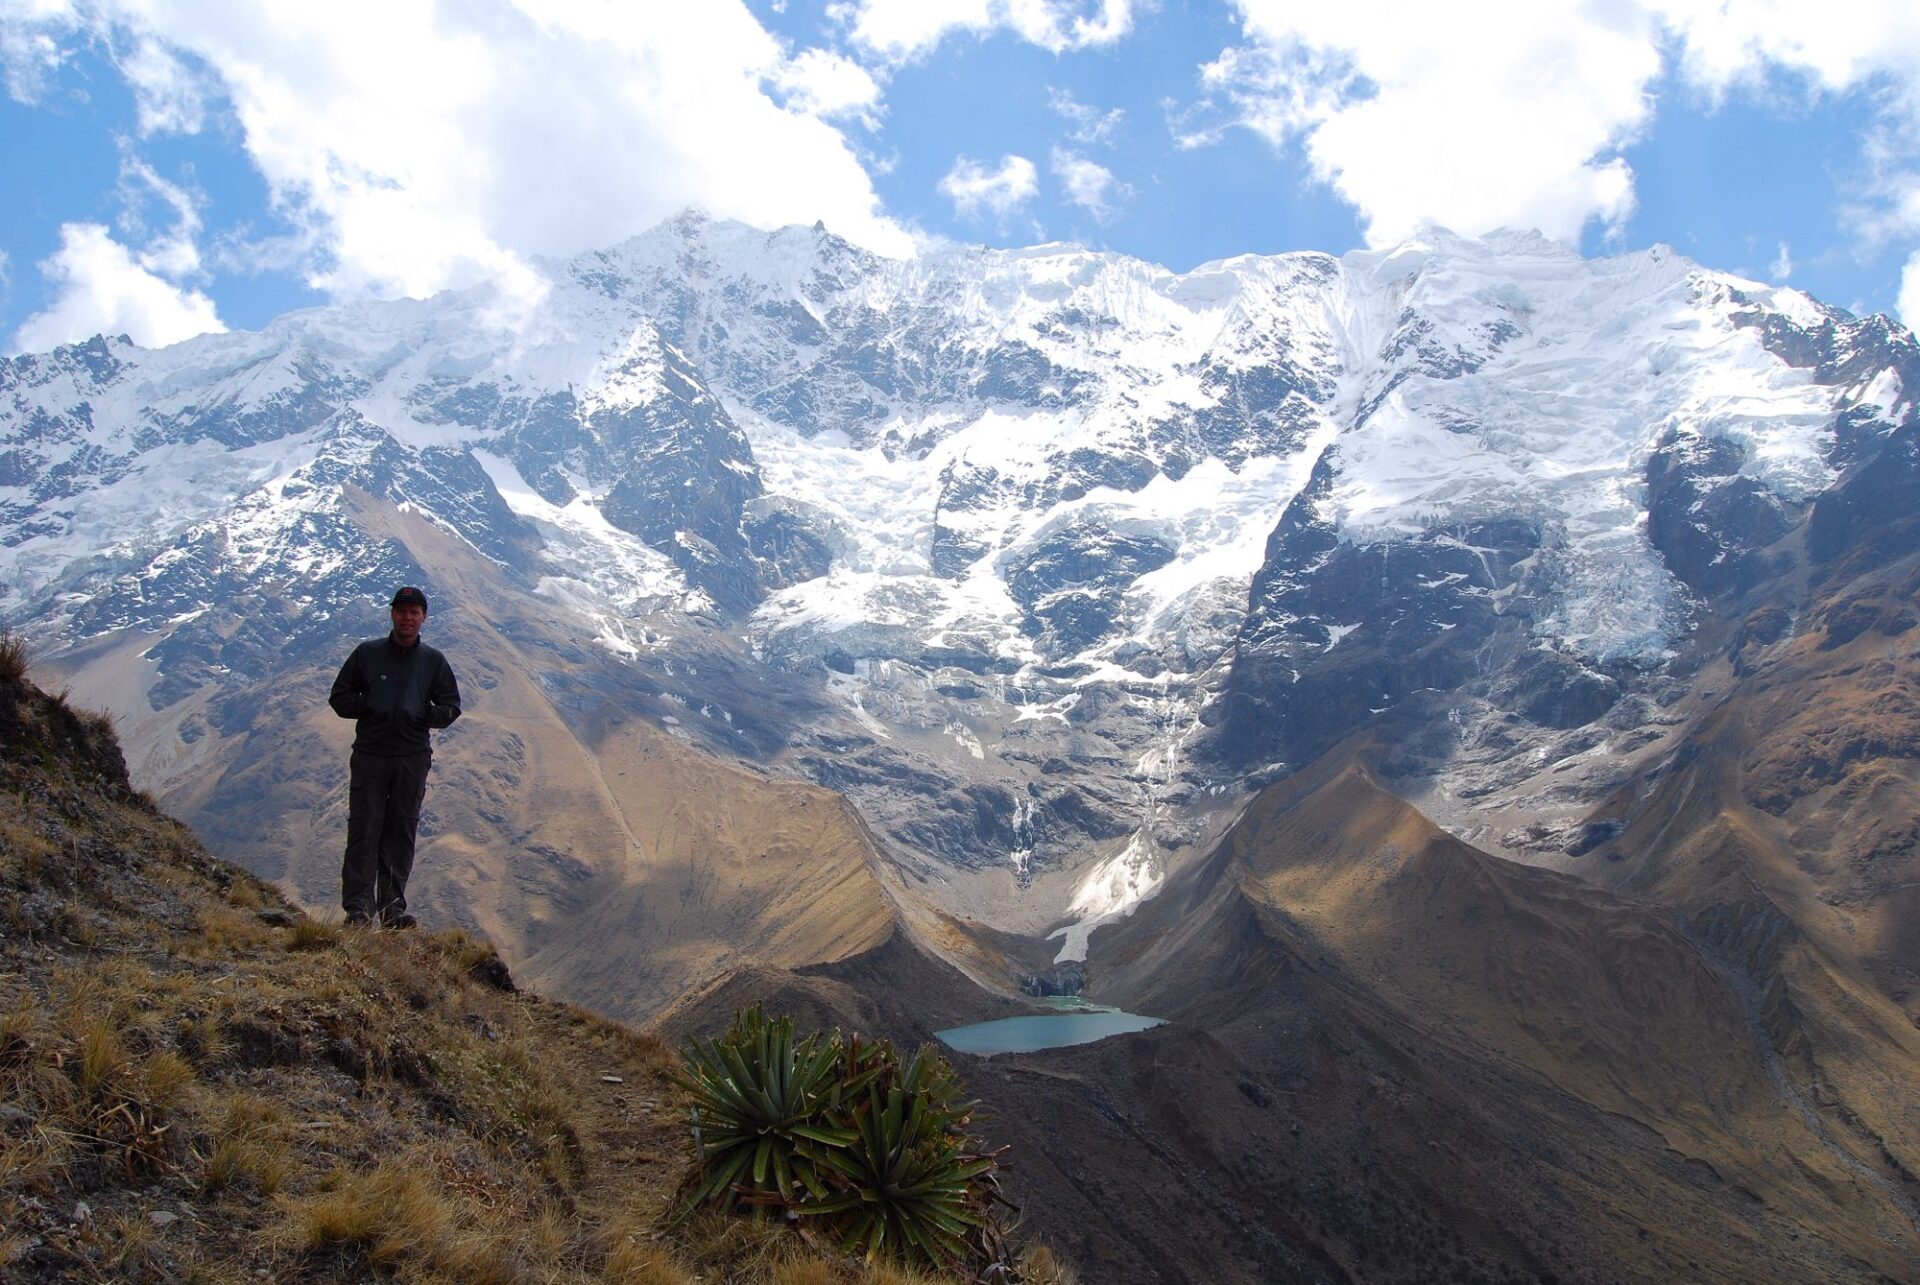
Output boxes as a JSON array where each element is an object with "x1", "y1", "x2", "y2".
[{"x1": 934, "y1": 1007, "x2": 1165, "y2": 1056}]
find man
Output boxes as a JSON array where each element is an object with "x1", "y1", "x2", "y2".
[{"x1": 327, "y1": 586, "x2": 461, "y2": 928}]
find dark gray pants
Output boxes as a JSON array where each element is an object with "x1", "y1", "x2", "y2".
[{"x1": 342, "y1": 749, "x2": 431, "y2": 922}]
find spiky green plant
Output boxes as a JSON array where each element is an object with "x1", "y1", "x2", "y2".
[
  {"x1": 799, "y1": 1042, "x2": 1005, "y2": 1268},
  {"x1": 673, "y1": 1006, "x2": 865, "y2": 1216},
  {"x1": 673, "y1": 1010, "x2": 1010, "y2": 1272}
]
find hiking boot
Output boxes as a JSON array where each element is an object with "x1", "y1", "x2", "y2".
[
  {"x1": 344, "y1": 912, "x2": 373, "y2": 927},
  {"x1": 382, "y1": 913, "x2": 418, "y2": 931}
]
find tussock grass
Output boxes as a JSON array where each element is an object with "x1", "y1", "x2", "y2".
[
  {"x1": 604, "y1": 1236, "x2": 698, "y2": 1285},
  {"x1": 96, "y1": 1209, "x2": 158, "y2": 1275},
  {"x1": 0, "y1": 810, "x2": 54, "y2": 875},
  {"x1": 284, "y1": 915, "x2": 341, "y2": 952},
  {"x1": 667, "y1": 1215, "x2": 958, "y2": 1285},
  {"x1": 285, "y1": 1154, "x2": 580, "y2": 1283},
  {"x1": 0, "y1": 628, "x2": 26, "y2": 683},
  {"x1": 177, "y1": 1011, "x2": 230, "y2": 1066},
  {"x1": 862, "y1": 1267, "x2": 951, "y2": 1285},
  {"x1": 292, "y1": 1162, "x2": 457, "y2": 1265},
  {"x1": 184, "y1": 902, "x2": 275, "y2": 956},
  {"x1": 671, "y1": 1212, "x2": 952, "y2": 1284},
  {"x1": 288, "y1": 1160, "x2": 456, "y2": 1267},
  {"x1": 1021, "y1": 1244, "x2": 1081, "y2": 1285},
  {"x1": 74, "y1": 704, "x2": 117, "y2": 740},
  {"x1": 0, "y1": 987, "x2": 185, "y2": 1191},
  {"x1": 432, "y1": 925, "x2": 504, "y2": 970},
  {"x1": 200, "y1": 1093, "x2": 293, "y2": 1195},
  {"x1": 224, "y1": 877, "x2": 264, "y2": 910}
]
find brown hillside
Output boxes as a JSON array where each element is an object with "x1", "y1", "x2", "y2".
[
  {"x1": 0, "y1": 660, "x2": 1004, "y2": 1285},
  {"x1": 1566, "y1": 518, "x2": 1920, "y2": 1248},
  {"x1": 1065, "y1": 752, "x2": 1920, "y2": 1282},
  {"x1": 0, "y1": 663, "x2": 687, "y2": 1280}
]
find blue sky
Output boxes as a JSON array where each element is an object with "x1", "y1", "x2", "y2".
[{"x1": 2, "y1": 0, "x2": 1918, "y2": 352}]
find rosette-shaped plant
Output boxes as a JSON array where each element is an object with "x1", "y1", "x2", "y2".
[
  {"x1": 800, "y1": 1042, "x2": 1006, "y2": 1267},
  {"x1": 673, "y1": 1005, "x2": 870, "y2": 1214},
  {"x1": 674, "y1": 1010, "x2": 1009, "y2": 1273}
]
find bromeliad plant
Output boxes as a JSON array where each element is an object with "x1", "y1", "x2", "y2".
[
  {"x1": 673, "y1": 1005, "x2": 871, "y2": 1214},
  {"x1": 673, "y1": 1006, "x2": 1011, "y2": 1273},
  {"x1": 801, "y1": 1041, "x2": 1007, "y2": 1267}
]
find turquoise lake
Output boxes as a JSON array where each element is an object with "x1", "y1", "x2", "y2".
[{"x1": 934, "y1": 1008, "x2": 1165, "y2": 1056}]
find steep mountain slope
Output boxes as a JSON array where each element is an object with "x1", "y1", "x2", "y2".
[
  {"x1": 1058, "y1": 754, "x2": 1920, "y2": 1282},
  {"x1": 0, "y1": 660, "x2": 693, "y2": 1281},
  {"x1": 0, "y1": 659, "x2": 1069, "y2": 1284}
]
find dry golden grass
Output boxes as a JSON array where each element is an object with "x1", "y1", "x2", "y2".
[
  {"x1": 201, "y1": 1092, "x2": 293, "y2": 1195},
  {"x1": 861, "y1": 1267, "x2": 950, "y2": 1285},
  {"x1": 664, "y1": 1212, "x2": 966, "y2": 1285},
  {"x1": 0, "y1": 991, "x2": 183, "y2": 1194},
  {"x1": 290, "y1": 1163, "x2": 457, "y2": 1266},
  {"x1": 181, "y1": 902, "x2": 276, "y2": 956},
  {"x1": 143, "y1": 1048, "x2": 197, "y2": 1109},
  {"x1": 1019, "y1": 1244, "x2": 1079, "y2": 1285},
  {"x1": 284, "y1": 915, "x2": 341, "y2": 951},
  {"x1": 224, "y1": 877, "x2": 264, "y2": 910},
  {"x1": 771, "y1": 1260, "x2": 840, "y2": 1285},
  {"x1": 0, "y1": 809, "x2": 54, "y2": 871},
  {"x1": 96, "y1": 1209, "x2": 157, "y2": 1274},
  {"x1": 604, "y1": 1235, "x2": 698, "y2": 1284}
]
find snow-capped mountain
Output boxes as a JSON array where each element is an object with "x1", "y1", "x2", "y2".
[{"x1": 3, "y1": 211, "x2": 1914, "y2": 958}]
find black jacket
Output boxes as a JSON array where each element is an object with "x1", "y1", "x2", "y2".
[{"x1": 328, "y1": 634, "x2": 461, "y2": 756}]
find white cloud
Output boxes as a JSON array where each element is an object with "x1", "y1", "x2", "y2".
[
  {"x1": 1, "y1": 3, "x2": 65, "y2": 103},
  {"x1": 1653, "y1": 0, "x2": 1920, "y2": 104},
  {"x1": 773, "y1": 47, "x2": 884, "y2": 124},
  {"x1": 1052, "y1": 147, "x2": 1127, "y2": 220},
  {"x1": 1651, "y1": 2, "x2": 1920, "y2": 257},
  {"x1": 1006, "y1": 0, "x2": 1133, "y2": 51},
  {"x1": 1198, "y1": 0, "x2": 1920, "y2": 255},
  {"x1": 1205, "y1": 1, "x2": 1657, "y2": 246},
  {"x1": 844, "y1": 0, "x2": 1133, "y2": 62},
  {"x1": 105, "y1": 152, "x2": 209, "y2": 278},
  {"x1": 121, "y1": 35, "x2": 209, "y2": 134},
  {"x1": 1048, "y1": 86, "x2": 1124, "y2": 144},
  {"x1": 1770, "y1": 241, "x2": 1793, "y2": 280},
  {"x1": 14, "y1": 222, "x2": 224, "y2": 351},
  {"x1": 838, "y1": 0, "x2": 989, "y2": 61},
  {"x1": 1900, "y1": 251, "x2": 1920, "y2": 331},
  {"x1": 939, "y1": 153, "x2": 1039, "y2": 220},
  {"x1": 9, "y1": 0, "x2": 912, "y2": 313}
]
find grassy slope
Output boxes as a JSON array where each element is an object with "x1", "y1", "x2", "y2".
[{"x1": 0, "y1": 658, "x2": 1013, "y2": 1284}]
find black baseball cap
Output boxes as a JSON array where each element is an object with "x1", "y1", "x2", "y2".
[{"x1": 390, "y1": 586, "x2": 429, "y2": 611}]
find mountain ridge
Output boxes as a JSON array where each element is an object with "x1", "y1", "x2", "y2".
[{"x1": 4, "y1": 209, "x2": 1915, "y2": 984}]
